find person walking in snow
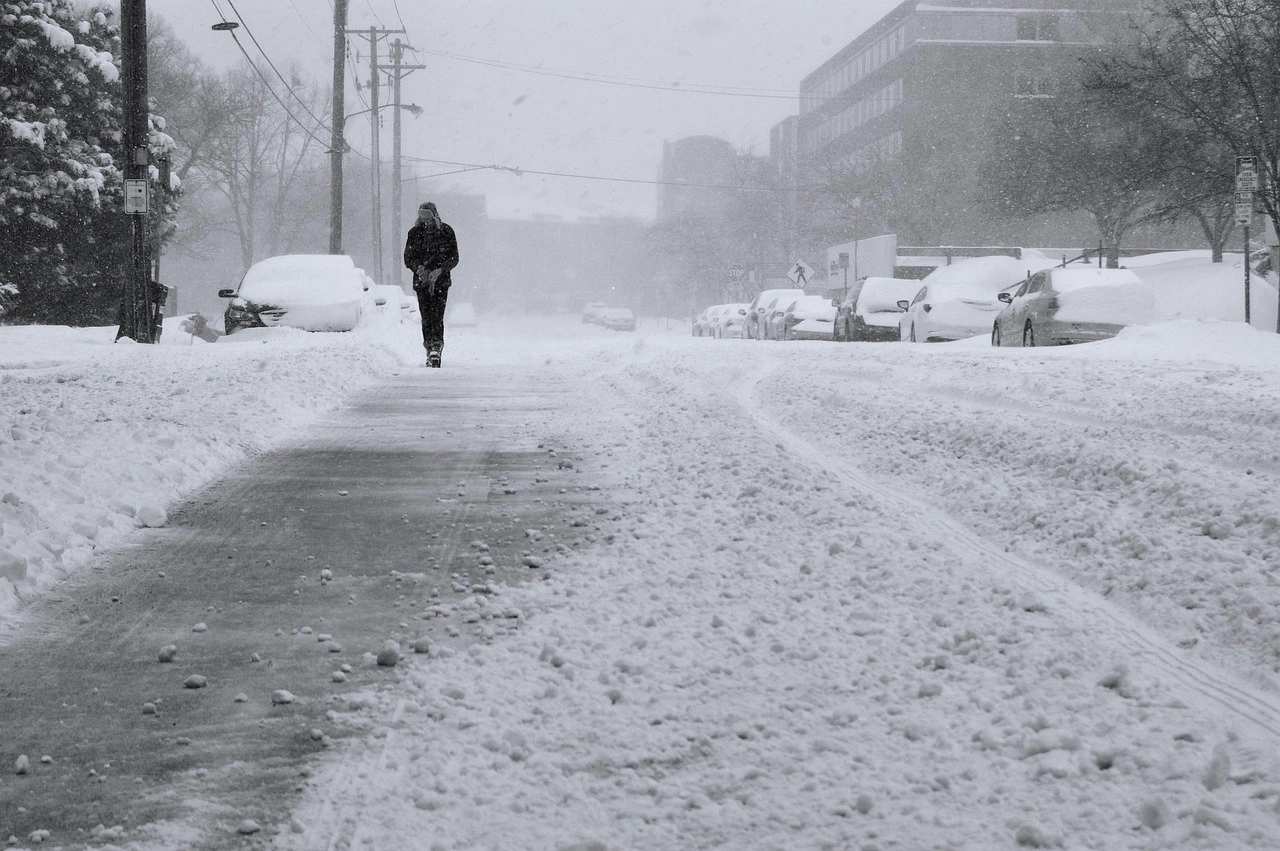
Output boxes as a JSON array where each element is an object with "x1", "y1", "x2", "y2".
[{"x1": 403, "y1": 201, "x2": 459, "y2": 368}]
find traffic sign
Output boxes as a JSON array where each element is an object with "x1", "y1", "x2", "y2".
[
  {"x1": 1236, "y1": 203, "x2": 1254, "y2": 226},
  {"x1": 1236, "y1": 172, "x2": 1259, "y2": 192},
  {"x1": 788, "y1": 259, "x2": 814, "y2": 285},
  {"x1": 726, "y1": 264, "x2": 747, "y2": 282},
  {"x1": 1235, "y1": 190, "x2": 1255, "y2": 204}
]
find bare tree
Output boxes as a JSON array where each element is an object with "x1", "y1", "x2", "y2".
[
  {"x1": 983, "y1": 82, "x2": 1178, "y2": 268},
  {"x1": 194, "y1": 62, "x2": 331, "y2": 269},
  {"x1": 1111, "y1": 0, "x2": 1280, "y2": 253}
]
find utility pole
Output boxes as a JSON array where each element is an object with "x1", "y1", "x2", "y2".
[
  {"x1": 117, "y1": 0, "x2": 154, "y2": 343},
  {"x1": 346, "y1": 26, "x2": 404, "y2": 286},
  {"x1": 329, "y1": 0, "x2": 348, "y2": 255},
  {"x1": 368, "y1": 28, "x2": 383, "y2": 285},
  {"x1": 387, "y1": 39, "x2": 423, "y2": 291}
]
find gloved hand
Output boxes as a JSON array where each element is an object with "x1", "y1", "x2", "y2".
[
  {"x1": 427, "y1": 268, "x2": 442, "y2": 284},
  {"x1": 415, "y1": 264, "x2": 431, "y2": 281}
]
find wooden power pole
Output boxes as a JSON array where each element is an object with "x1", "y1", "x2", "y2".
[
  {"x1": 346, "y1": 26, "x2": 403, "y2": 286},
  {"x1": 388, "y1": 39, "x2": 423, "y2": 291},
  {"x1": 117, "y1": 0, "x2": 154, "y2": 343},
  {"x1": 329, "y1": 0, "x2": 348, "y2": 255}
]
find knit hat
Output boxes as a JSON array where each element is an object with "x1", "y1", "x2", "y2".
[{"x1": 419, "y1": 201, "x2": 437, "y2": 213}]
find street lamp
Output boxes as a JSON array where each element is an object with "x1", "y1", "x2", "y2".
[{"x1": 211, "y1": 21, "x2": 239, "y2": 32}]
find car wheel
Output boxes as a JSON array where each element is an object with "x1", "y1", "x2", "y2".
[
  {"x1": 992, "y1": 323, "x2": 1000, "y2": 347},
  {"x1": 1023, "y1": 321, "x2": 1035, "y2": 347}
]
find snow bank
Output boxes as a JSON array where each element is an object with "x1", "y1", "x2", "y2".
[{"x1": 0, "y1": 319, "x2": 418, "y2": 625}]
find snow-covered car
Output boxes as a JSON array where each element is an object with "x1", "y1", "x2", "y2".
[
  {"x1": 369, "y1": 284, "x2": 417, "y2": 324},
  {"x1": 219, "y1": 254, "x2": 368, "y2": 334},
  {"x1": 744, "y1": 288, "x2": 805, "y2": 340},
  {"x1": 898, "y1": 255, "x2": 1051, "y2": 343},
  {"x1": 447, "y1": 301, "x2": 478, "y2": 327},
  {"x1": 761, "y1": 294, "x2": 802, "y2": 341},
  {"x1": 992, "y1": 267, "x2": 1156, "y2": 347},
  {"x1": 693, "y1": 304, "x2": 725, "y2": 337},
  {"x1": 776, "y1": 295, "x2": 837, "y2": 341},
  {"x1": 599, "y1": 307, "x2": 636, "y2": 331},
  {"x1": 842, "y1": 277, "x2": 918, "y2": 342},
  {"x1": 711, "y1": 303, "x2": 748, "y2": 339},
  {"x1": 582, "y1": 302, "x2": 609, "y2": 325}
]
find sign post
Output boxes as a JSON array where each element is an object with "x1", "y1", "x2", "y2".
[{"x1": 1237, "y1": 157, "x2": 1258, "y2": 325}]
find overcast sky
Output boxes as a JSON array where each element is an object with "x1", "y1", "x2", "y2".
[{"x1": 157, "y1": 0, "x2": 903, "y2": 221}]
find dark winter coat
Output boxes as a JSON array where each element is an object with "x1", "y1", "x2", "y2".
[{"x1": 403, "y1": 221, "x2": 459, "y2": 291}]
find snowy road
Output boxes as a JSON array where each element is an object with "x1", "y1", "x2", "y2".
[
  {"x1": 6, "y1": 315, "x2": 1280, "y2": 848},
  {"x1": 279, "y1": 320, "x2": 1280, "y2": 850}
]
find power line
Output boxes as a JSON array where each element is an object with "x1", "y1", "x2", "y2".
[
  {"x1": 285, "y1": 0, "x2": 325, "y2": 46},
  {"x1": 208, "y1": 0, "x2": 366, "y2": 159},
  {"x1": 400, "y1": 155, "x2": 826, "y2": 193},
  {"x1": 224, "y1": 0, "x2": 332, "y2": 132},
  {"x1": 411, "y1": 46, "x2": 801, "y2": 99}
]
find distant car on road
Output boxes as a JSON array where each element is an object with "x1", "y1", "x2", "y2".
[
  {"x1": 582, "y1": 302, "x2": 609, "y2": 325},
  {"x1": 447, "y1": 301, "x2": 478, "y2": 327},
  {"x1": 598, "y1": 307, "x2": 636, "y2": 331},
  {"x1": 219, "y1": 254, "x2": 368, "y2": 334},
  {"x1": 992, "y1": 268, "x2": 1155, "y2": 347}
]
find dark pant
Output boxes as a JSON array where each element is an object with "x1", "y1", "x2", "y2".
[{"x1": 415, "y1": 284, "x2": 449, "y2": 353}]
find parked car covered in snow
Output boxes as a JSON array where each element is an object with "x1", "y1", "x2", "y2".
[
  {"x1": 744, "y1": 288, "x2": 805, "y2": 340},
  {"x1": 775, "y1": 295, "x2": 837, "y2": 341},
  {"x1": 711, "y1": 303, "x2": 748, "y2": 338},
  {"x1": 898, "y1": 255, "x2": 1052, "y2": 343},
  {"x1": 219, "y1": 254, "x2": 369, "y2": 334},
  {"x1": 694, "y1": 304, "x2": 728, "y2": 337},
  {"x1": 582, "y1": 302, "x2": 609, "y2": 325},
  {"x1": 839, "y1": 277, "x2": 919, "y2": 342},
  {"x1": 992, "y1": 267, "x2": 1156, "y2": 347},
  {"x1": 599, "y1": 307, "x2": 636, "y2": 331}
]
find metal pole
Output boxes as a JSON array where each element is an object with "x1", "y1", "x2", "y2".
[
  {"x1": 368, "y1": 27, "x2": 384, "y2": 286},
  {"x1": 1244, "y1": 223, "x2": 1252, "y2": 325},
  {"x1": 329, "y1": 0, "x2": 347, "y2": 254},
  {"x1": 392, "y1": 39, "x2": 403, "y2": 290},
  {"x1": 117, "y1": 0, "x2": 152, "y2": 343}
]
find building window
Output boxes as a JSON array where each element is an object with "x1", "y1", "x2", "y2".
[{"x1": 1017, "y1": 13, "x2": 1060, "y2": 41}]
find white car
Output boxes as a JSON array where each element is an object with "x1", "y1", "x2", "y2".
[
  {"x1": 219, "y1": 254, "x2": 367, "y2": 334},
  {"x1": 693, "y1": 304, "x2": 726, "y2": 337},
  {"x1": 744, "y1": 288, "x2": 805, "y2": 340},
  {"x1": 711, "y1": 303, "x2": 748, "y2": 338},
  {"x1": 776, "y1": 295, "x2": 837, "y2": 341},
  {"x1": 898, "y1": 255, "x2": 1052, "y2": 343},
  {"x1": 599, "y1": 307, "x2": 636, "y2": 331}
]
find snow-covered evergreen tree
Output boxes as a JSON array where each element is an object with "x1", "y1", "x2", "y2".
[{"x1": 1, "y1": 0, "x2": 178, "y2": 324}]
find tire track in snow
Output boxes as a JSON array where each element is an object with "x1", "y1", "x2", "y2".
[{"x1": 734, "y1": 368, "x2": 1280, "y2": 751}]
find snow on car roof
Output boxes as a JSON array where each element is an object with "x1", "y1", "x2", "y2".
[
  {"x1": 1050, "y1": 268, "x2": 1145, "y2": 291},
  {"x1": 856, "y1": 278, "x2": 921, "y2": 314},
  {"x1": 923, "y1": 254, "x2": 1054, "y2": 298},
  {"x1": 239, "y1": 254, "x2": 363, "y2": 305}
]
